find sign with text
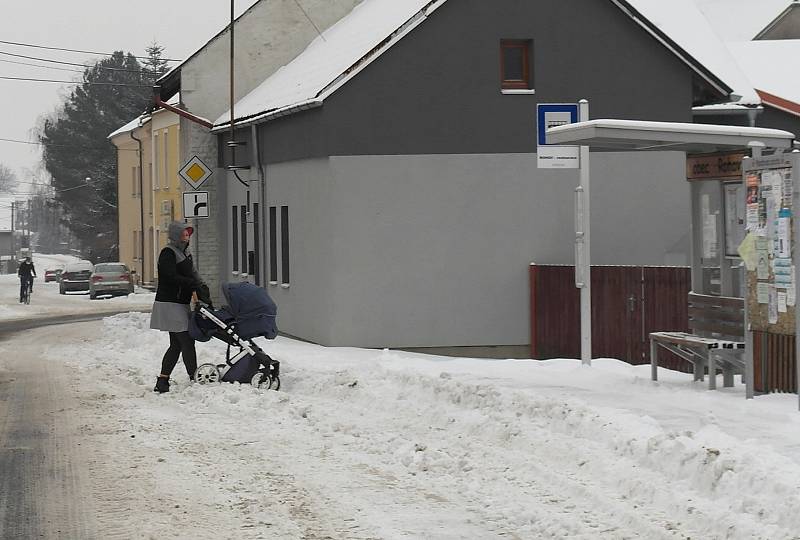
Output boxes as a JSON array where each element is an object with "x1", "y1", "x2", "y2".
[
  {"x1": 686, "y1": 152, "x2": 744, "y2": 180},
  {"x1": 538, "y1": 145, "x2": 580, "y2": 168},
  {"x1": 537, "y1": 103, "x2": 580, "y2": 169},
  {"x1": 179, "y1": 155, "x2": 213, "y2": 189},
  {"x1": 183, "y1": 191, "x2": 210, "y2": 219}
]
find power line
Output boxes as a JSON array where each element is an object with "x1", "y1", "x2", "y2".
[
  {"x1": 0, "y1": 137, "x2": 138, "y2": 151},
  {"x1": 0, "y1": 50, "x2": 153, "y2": 74},
  {"x1": 0, "y1": 76, "x2": 152, "y2": 87},
  {"x1": 0, "y1": 58, "x2": 84, "y2": 73},
  {"x1": 0, "y1": 39, "x2": 182, "y2": 62}
]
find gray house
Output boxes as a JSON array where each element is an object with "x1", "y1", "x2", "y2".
[
  {"x1": 205, "y1": 0, "x2": 739, "y2": 355},
  {"x1": 155, "y1": 0, "x2": 366, "y2": 301}
]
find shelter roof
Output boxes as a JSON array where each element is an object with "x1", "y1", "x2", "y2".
[{"x1": 545, "y1": 118, "x2": 795, "y2": 153}]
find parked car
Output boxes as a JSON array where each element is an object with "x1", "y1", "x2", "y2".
[
  {"x1": 44, "y1": 267, "x2": 63, "y2": 282},
  {"x1": 89, "y1": 262, "x2": 134, "y2": 299},
  {"x1": 59, "y1": 260, "x2": 94, "y2": 294}
]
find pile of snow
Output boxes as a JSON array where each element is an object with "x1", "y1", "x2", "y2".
[{"x1": 46, "y1": 311, "x2": 800, "y2": 538}]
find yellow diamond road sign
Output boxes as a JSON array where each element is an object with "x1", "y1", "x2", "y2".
[{"x1": 179, "y1": 156, "x2": 213, "y2": 189}]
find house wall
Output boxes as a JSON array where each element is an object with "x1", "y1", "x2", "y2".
[
  {"x1": 140, "y1": 127, "x2": 155, "y2": 285},
  {"x1": 255, "y1": 158, "x2": 337, "y2": 344},
  {"x1": 255, "y1": 0, "x2": 695, "y2": 165},
  {"x1": 179, "y1": 0, "x2": 365, "y2": 302},
  {"x1": 113, "y1": 134, "x2": 140, "y2": 277},
  {"x1": 695, "y1": 106, "x2": 800, "y2": 137},
  {"x1": 150, "y1": 110, "x2": 182, "y2": 280},
  {"x1": 758, "y1": 106, "x2": 800, "y2": 138},
  {"x1": 265, "y1": 152, "x2": 688, "y2": 348}
]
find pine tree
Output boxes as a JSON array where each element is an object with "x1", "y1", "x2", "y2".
[
  {"x1": 143, "y1": 41, "x2": 169, "y2": 84},
  {"x1": 38, "y1": 51, "x2": 153, "y2": 261}
]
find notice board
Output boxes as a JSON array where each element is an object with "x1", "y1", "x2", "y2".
[{"x1": 742, "y1": 154, "x2": 798, "y2": 334}]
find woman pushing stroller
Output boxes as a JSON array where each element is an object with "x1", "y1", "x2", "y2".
[{"x1": 150, "y1": 221, "x2": 207, "y2": 393}]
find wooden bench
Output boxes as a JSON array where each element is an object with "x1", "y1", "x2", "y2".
[{"x1": 650, "y1": 292, "x2": 745, "y2": 389}]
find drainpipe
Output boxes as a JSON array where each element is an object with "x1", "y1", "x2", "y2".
[
  {"x1": 252, "y1": 123, "x2": 266, "y2": 286},
  {"x1": 152, "y1": 88, "x2": 214, "y2": 129},
  {"x1": 130, "y1": 119, "x2": 146, "y2": 286}
]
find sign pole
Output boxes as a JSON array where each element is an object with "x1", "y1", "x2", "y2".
[{"x1": 578, "y1": 99, "x2": 591, "y2": 366}]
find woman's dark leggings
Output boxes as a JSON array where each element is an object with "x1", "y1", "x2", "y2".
[{"x1": 160, "y1": 331, "x2": 197, "y2": 380}]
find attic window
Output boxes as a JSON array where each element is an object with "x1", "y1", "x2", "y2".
[{"x1": 501, "y1": 39, "x2": 533, "y2": 90}]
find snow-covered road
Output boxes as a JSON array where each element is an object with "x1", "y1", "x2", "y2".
[
  {"x1": 2, "y1": 256, "x2": 800, "y2": 538},
  {"x1": 0, "y1": 253, "x2": 154, "y2": 322}
]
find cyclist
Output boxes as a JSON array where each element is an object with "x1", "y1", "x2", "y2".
[{"x1": 18, "y1": 256, "x2": 36, "y2": 303}]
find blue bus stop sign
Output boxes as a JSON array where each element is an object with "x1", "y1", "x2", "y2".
[{"x1": 537, "y1": 103, "x2": 579, "y2": 146}]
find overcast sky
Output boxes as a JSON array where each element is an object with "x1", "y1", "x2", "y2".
[{"x1": 0, "y1": 0, "x2": 259, "y2": 198}]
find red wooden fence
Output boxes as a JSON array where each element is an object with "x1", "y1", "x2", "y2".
[{"x1": 530, "y1": 264, "x2": 691, "y2": 370}]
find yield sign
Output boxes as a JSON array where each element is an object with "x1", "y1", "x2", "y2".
[{"x1": 179, "y1": 155, "x2": 213, "y2": 189}]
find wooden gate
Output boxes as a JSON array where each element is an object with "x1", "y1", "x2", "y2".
[{"x1": 530, "y1": 264, "x2": 690, "y2": 369}]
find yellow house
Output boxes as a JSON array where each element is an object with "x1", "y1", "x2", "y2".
[
  {"x1": 111, "y1": 99, "x2": 183, "y2": 286},
  {"x1": 110, "y1": 115, "x2": 153, "y2": 286},
  {"x1": 149, "y1": 107, "x2": 182, "y2": 282}
]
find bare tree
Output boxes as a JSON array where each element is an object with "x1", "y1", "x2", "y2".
[{"x1": 0, "y1": 163, "x2": 17, "y2": 193}]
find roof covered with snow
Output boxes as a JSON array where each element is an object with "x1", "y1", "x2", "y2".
[
  {"x1": 625, "y1": 0, "x2": 759, "y2": 105},
  {"x1": 727, "y1": 39, "x2": 800, "y2": 116},
  {"x1": 214, "y1": 0, "x2": 443, "y2": 128},
  {"x1": 107, "y1": 115, "x2": 149, "y2": 140},
  {"x1": 693, "y1": 0, "x2": 792, "y2": 41},
  {"x1": 215, "y1": 0, "x2": 743, "y2": 129}
]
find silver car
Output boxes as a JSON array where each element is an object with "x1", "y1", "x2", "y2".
[
  {"x1": 89, "y1": 262, "x2": 134, "y2": 299},
  {"x1": 59, "y1": 260, "x2": 94, "y2": 294}
]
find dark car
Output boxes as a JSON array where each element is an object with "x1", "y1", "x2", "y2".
[
  {"x1": 89, "y1": 262, "x2": 134, "y2": 299},
  {"x1": 44, "y1": 267, "x2": 63, "y2": 282},
  {"x1": 59, "y1": 260, "x2": 93, "y2": 294}
]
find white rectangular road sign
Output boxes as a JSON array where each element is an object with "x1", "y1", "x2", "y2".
[
  {"x1": 537, "y1": 145, "x2": 580, "y2": 168},
  {"x1": 183, "y1": 191, "x2": 210, "y2": 219}
]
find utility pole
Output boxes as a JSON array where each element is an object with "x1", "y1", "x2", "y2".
[{"x1": 10, "y1": 200, "x2": 15, "y2": 259}]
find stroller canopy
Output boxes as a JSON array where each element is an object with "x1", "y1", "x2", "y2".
[{"x1": 222, "y1": 282, "x2": 278, "y2": 339}]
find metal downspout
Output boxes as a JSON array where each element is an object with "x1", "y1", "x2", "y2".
[
  {"x1": 152, "y1": 91, "x2": 214, "y2": 129},
  {"x1": 130, "y1": 122, "x2": 146, "y2": 286},
  {"x1": 252, "y1": 124, "x2": 266, "y2": 286}
]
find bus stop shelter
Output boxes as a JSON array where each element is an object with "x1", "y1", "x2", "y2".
[{"x1": 546, "y1": 119, "x2": 798, "y2": 403}]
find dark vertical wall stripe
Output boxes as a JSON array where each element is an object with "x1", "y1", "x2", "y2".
[
  {"x1": 232, "y1": 206, "x2": 239, "y2": 272},
  {"x1": 253, "y1": 203, "x2": 261, "y2": 286},
  {"x1": 269, "y1": 206, "x2": 277, "y2": 282},
  {"x1": 240, "y1": 205, "x2": 247, "y2": 275},
  {"x1": 281, "y1": 206, "x2": 289, "y2": 284}
]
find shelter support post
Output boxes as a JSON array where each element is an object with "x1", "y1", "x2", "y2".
[{"x1": 578, "y1": 99, "x2": 591, "y2": 366}]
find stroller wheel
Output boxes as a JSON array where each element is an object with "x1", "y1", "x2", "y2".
[
  {"x1": 269, "y1": 375, "x2": 281, "y2": 391},
  {"x1": 250, "y1": 372, "x2": 271, "y2": 390},
  {"x1": 195, "y1": 363, "x2": 221, "y2": 384}
]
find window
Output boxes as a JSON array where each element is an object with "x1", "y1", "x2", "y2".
[
  {"x1": 162, "y1": 131, "x2": 169, "y2": 191},
  {"x1": 500, "y1": 39, "x2": 532, "y2": 90},
  {"x1": 153, "y1": 133, "x2": 160, "y2": 189},
  {"x1": 281, "y1": 206, "x2": 289, "y2": 285},
  {"x1": 269, "y1": 206, "x2": 277, "y2": 284}
]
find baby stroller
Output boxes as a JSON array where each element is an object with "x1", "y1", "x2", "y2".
[{"x1": 189, "y1": 282, "x2": 281, "y2": 390}]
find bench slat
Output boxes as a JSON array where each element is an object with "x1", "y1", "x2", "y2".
[
  {"x1": 688, "y1": 292, "x2": 744, "y2": 310},
  {"x1": 688, "y1": 305, "x2": 744, "y2": 324}
]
